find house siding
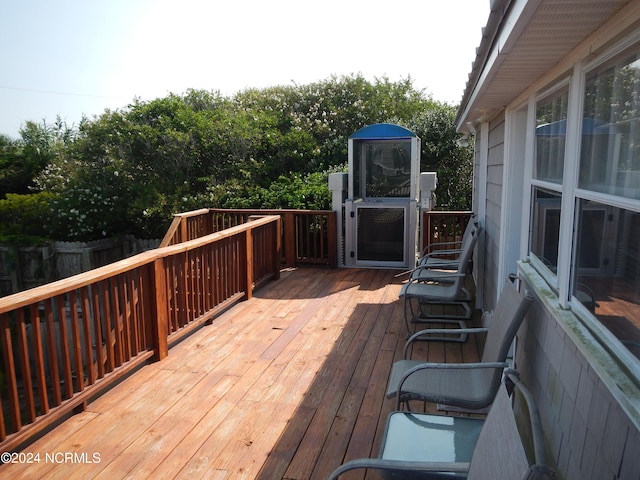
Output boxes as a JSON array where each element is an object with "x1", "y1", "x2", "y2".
[{"x1": 516, "y1": 284, "x2": 640, "y2": 480}]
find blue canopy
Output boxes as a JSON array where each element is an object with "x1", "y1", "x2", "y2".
[{"x1": 349, "y1": 123, "x2": 416, "y2": 140}]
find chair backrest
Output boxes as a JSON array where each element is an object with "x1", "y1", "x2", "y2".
[
  {"x1": 468, "y1": 372, "x2": 556, "y2": 479},
  {"x1": 457, "y1": 221, "x2": 480, "y2": 261},
  {"x1": 480, "y1": 279, "x2": 533, "y2": 364},
  {"x1": 461, "y1": 215, "x2": 478, "y2": 246},
  {"x1": 453, "y1": 223, "x2": 481, "y2": 276}
]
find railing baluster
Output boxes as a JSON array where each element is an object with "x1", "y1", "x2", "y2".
[
  {"x1": 91, "y1": 283, "x2": 105, "y2": 379},
  {"x1": 68, "y1": 290, "x2": 85, "y2": 393},
  {"x1": 30, "y1": 304, "x2": 48, "y2": 414},
  {"x1": 119, "y1": 273, "x2": 132, "y2": 362},
  {"x1": 15, "y1": 308, "x2": 36, "y2": 423},
  {"x1": 80, "y1": 288, "x2": 96, "y2": 386},
  {"x1": 1, "y1": 312, "x2": 20, "y2": 434},
  {"x1": 43, "y1": 299, "x2": 61, "y2": 406}
]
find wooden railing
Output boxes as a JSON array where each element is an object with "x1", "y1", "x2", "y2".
[
  {"x1": 0, "y1": 215, "x2": 281, "y2": 452},
  {"x1": 421, "y1": 211, "x2": 474, "y2": 255},
  {"x1": 161, "y1": 209, "x2": 337, "y2": 268}
]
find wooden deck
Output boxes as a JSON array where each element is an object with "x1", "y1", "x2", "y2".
[{"x1": 0, "y1": 267, "x2": 481, "y2": 480}]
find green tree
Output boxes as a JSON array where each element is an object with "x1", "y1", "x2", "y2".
[
  {"x1": 407, "y1": 103, "x2": 473, "y2": 210},
  {"x1": 0, "y1": 118, "x2": 76, "y2": 197},
  {"x1": 13, "y1": 75, "x2": 471, "y2": 240}
]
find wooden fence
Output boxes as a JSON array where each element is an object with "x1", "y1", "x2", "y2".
[
  {"x1": 0, "y1": 237, "x2": 160, "y2": 297},
  {"x1": 0, "y1": 215, "x2": 281, "y2": 452},
  {"x1": 161, "y1": 209, "x2": 337, "y2": 268}
]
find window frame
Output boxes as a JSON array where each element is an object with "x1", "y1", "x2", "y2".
[{"x1": 528, "y1": 79, "x2": 572, "y2": 290}]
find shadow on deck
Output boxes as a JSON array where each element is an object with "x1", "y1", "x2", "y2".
[{"x1": 0, "y1": 267, "x2": 481, "y2": 480}]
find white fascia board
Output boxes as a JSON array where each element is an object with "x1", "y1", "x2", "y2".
[{"x1": 457, "y1": 0, "x2": 542, "y2": 130}]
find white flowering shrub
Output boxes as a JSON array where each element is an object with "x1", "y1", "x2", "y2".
[{"x1": 46, "y1": 186, "x2": 118, "y2": 240}]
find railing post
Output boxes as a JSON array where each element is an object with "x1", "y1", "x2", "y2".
[
  {"x1": 245, "y1": 228, "x2": 254, "y2": 300},
  {"x1": 327, "y1": 212, "x2": 338, "y2": 268},
  {"x1": 152, "y1": 258, "x2": 169, "y2": 361},
  {"x1": 179, "y1": 218, "x2": 188, "y2": 244},
  {"x1": 274, "y1": 216, "x2": 282, "y2": 280},
  {"x1": 283, "y1": 212, "x2": 296, "y2": 267}
]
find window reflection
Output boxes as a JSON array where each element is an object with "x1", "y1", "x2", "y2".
[
  {"x1": 572, "y1": 200, "x2": 640, "y2": 359},
  {"x1": 353, "y1": 141, "x2": 412, "y2": 198},
  {"x1": 580, "y1": 56, "x2": 640, "y2": 199},
  {"x1": 530, "y1": 188, "x2": 562, "y2": 271},
  {"x1": 535, "y1": 88, "x2": 569, "y2": 183}
]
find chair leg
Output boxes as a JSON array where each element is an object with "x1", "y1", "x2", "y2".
[
  {"x1": 404, "y1": 296, "x2": 469, "y2": 342},
  {"x1": 416, "y1": 300, "x2": 472, "y2": 321}
]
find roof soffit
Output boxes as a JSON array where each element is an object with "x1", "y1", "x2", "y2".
[{"x1": 457, "y1": 0, "x2": 632, "y2": 131}]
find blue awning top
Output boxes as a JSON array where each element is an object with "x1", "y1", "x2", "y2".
[{"x1": 349, "y1": 123, "x2": 416, "y2": 140}]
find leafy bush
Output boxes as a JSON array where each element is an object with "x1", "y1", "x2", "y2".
[{"x1": 0, "y1": 192, "x2": 55, "y2": 244}]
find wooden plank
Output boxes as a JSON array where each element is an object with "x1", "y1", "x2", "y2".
[
  {"x1": 0, "y1": 268, "x2": 481, "y2": 480},
  {"x1": 310, "y1": 293, "x2": 400, "y2": 479},
  {"x1": 283, "y1": 271, "x2": 387, "y2": 479},
  {"x1": 90, "y1": 370, "x2": 228, "y2": 479}
]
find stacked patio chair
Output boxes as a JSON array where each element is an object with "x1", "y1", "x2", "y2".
[
  {"x1": 327, "y1": 370, "x2": 556, "y2": 479},
  {"x1": 399, "y1": 223, "x2": 481, "y2": 337},
  {"x1": 416, "y1": 214, "x2": 478, "y2": 272},
  {"x1": 388, "y1": 278, "x2": 533, "y2": 411}
]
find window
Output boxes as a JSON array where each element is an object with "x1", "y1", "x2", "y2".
[
  {"x1": 535, "y1": 86, "x2": 569, "y2": 183},
  {"x1": 529, "y1": 87, "x2": 568, "y2": 274},
  {"x1": 580, "y1": 54, "x2": 640, "y2": 199},
  {"x1": 352, "y1": 140, "x2": 412, "y2": 199},
  {"x1": 528, "y1": 42, "x2": 640, "y2": 364},
  {"x1": 530, "y1": 188, "x2": 561, "y2": 271}
]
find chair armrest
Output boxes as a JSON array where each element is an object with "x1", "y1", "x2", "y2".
[
  {"x1": 421, "y1": 240, "x2": 463, "y2": 256},
  {"x1": 399, "y1": 272, "x2": 467, "y2": 299},
  {"x1": 421, "y1": 248, "x2": 463, "y2": 259},
  {"x1": 327, "y1": 458, "x2": 469, "y2": 480},
  {"x1": 410, "y1": 269, "x2": 466, "y2": 282},
  {"x1": 404, "y1": 328, "x2": 488, "y2": 358}
]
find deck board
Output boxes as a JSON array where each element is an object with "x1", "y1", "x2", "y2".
[{"x1": 0, "y1": 267, "x2": 481, "y2": 480}]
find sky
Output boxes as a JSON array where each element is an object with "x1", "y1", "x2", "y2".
[{"x1": 0, "y1": 0, "x2": 490, "y2": 139}]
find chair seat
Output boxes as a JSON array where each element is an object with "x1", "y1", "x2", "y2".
[
  {"x1": 386, "y1": 360, "x2": 499, "y2": 411},
  {"x1": 381, "y1": 412, "x2": 484, "y2": 464},
  {"x1": 400, "y1": 280, "x2": 464, "y2": 302}
]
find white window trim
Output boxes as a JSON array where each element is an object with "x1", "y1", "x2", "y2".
[
  {"x1": 500, "y1": 108, "x2": 528, "y2": 290},
  {"x1": 557, "y1": 65, "x2": 585, "y2": 309}
]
